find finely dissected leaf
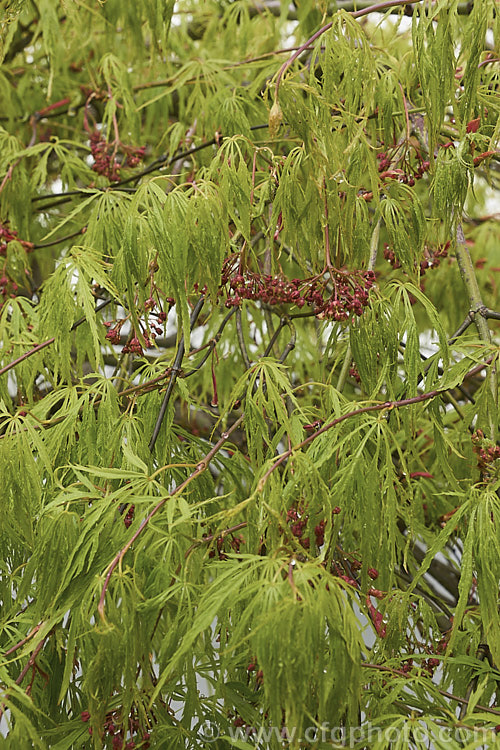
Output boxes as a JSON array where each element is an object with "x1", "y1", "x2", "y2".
[
  {"x1": 379, "y1": 185, "x2": 425, "y2": 271},
  {"x1": 186, "y1": 182, "x2": 228, "y2": 299},
  {"x1": 219, "y1": 150, "x2": 252, "y2": 242},
  {"x1": 433, "y1": 145, "x2": 471, "y2": 222},
  {"x1": 39, "y1": 191, "x2": 101, "y2": 241},
  {"x1": 1, "y1": 1, "x2": 499, "y2": 746},
  {"x1": 70, "y1": 246, "x2": 119, "y2": 364},
  {"x1": 412, "y1": 1, "x2": 457, "y2": 150}
]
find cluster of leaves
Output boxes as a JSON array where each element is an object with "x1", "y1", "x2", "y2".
[{"x1": 0, "y1": 1, "x2": 499, "y2": 749}]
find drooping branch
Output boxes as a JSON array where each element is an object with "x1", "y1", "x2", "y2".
[
  {"x1": 250, "y1": 0, "x2": 478, "y2": 19},
  {"x1": 98, "y1": 414, "x2": 245, "y2": 619},
  {"x1": 0, "y1": 635, "x2": 48, "y2": 724},
  {"x1": 0, "y1": 299, "x2": 112, "y2": 379},
  {"x1": 256, "y1": 366, "x2": 493, "y2": 490},
  {"x1": 362, "y1": 663, "x2": 500, "y2": 717}
]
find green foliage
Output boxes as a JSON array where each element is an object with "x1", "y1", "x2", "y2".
[{"x1": 0, "y1": 1, "x2": 499, "y2": 748}]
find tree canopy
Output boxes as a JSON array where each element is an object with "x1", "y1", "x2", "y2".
[{"x1": 0, "y1": 0, "x2": 499, "y2": 748}]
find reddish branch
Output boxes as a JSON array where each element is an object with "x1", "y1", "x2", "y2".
[
  {"x1": 257, "y1": 385, "x2": 454, "y2": 490},
  {"x1": 3, "y1": 623, "x2": 44, "y2": 657},
  {"x1": 98, "y1": 415, "x2": 245, "y2": 618},
  {"x1": 35, "y1": 98, "x2": 71, "y2": 118},
  {"x1": 0, "y1": 636, "x2": 48, "y2": 724},
  {"x1": 15, "y1": 637, "x2": 46, "y2": 687},
  {"x1": 0, "y1": 299, "x2": 111, "y2": 379},
  {"x1": 99, "y1": 351, "x2": 494, "y2": 614},
  {"x1": 0, "y1": 338, "x2": 55, "y2": 378}
]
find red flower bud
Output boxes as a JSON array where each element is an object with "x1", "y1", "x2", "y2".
[{"x1": 466, "y1": 117, "x2": 480, "y2": 134}]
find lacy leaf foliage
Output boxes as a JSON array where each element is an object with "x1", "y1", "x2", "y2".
[{"x1": 0, "y1": 0, "x2": 499, "y2": 748}]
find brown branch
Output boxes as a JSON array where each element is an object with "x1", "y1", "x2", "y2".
[
  {"x1": 32, "y1": 226, "x2": 87, "y2": 250},
  {"x1": 256, "y1": 350, "x2": 496, "y2": 490},
  {"x1": 0, "y1": 338, "x2": 55, "y2": 378},
  {"x1": 184, "y1": 307, "x2": 237, "y2": 378},
  {"x1": 3, "y1": 622, "x2": 44, "y2": 657},
  {"x1": 198, "y1": 522, "x2": 248, "y2": 547},
  {"x1": 278, "y1": 318, "x2": 296, "y2": 363},
  {"x1": 262, "y1": 316, "x2": 287, "y2": 358},
  {"x1": 15, "y1": 637, "x2": 46, "y2": 686},
  {"x1": 235, "y1": 307, "x2": 252, "y2": 370},
  {"x1": 250, "y1": 0, "x2": 476, "y2": 18},
  {"x1": 148, "y1": 297, "x2": 205, "y2": 452}
]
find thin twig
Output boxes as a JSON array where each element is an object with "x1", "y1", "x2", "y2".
[
  {"x1": 32, "y1": 226, "x2": 87, "y2": 249},
  {"x1": 256, "y1": 372, "x2": 497, "y2": 490},
  {"x1": 0, "y1": 636, "x2": 48, "y2": 724},
  {"x1": 262, "y1": 316, "x2": 287, "y2": 358},
  {"x1": 183, "y1": 307, "x2": 237, "y2": 378},
  {"x1": 3, "y1": 623, "x2": 44, "y2": 657},
  {"x1": 274, "y1": 1, "x2": 421, "y2": 99},
  {"x1": 449, "y1": 314, "x2": 474, "y2": 345},
  {"x1": 278, "y1": 318, "x2": 296, "y2": 363},
  {"x1": 197, "y1": 522, "x2": 248, "y2": 546}
]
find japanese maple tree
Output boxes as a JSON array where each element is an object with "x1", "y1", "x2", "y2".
[{"x1": 0, "y1": 1, "x2": 499, "y2": 748}]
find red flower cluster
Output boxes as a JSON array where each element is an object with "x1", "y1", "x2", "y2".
[
  {"x1": 0, "y1": 274, "x2": 18, "y2": 300},
  {"x1": 384, "y1": 241, "x2": 449, "y2": 274},
  {"x1": 89, "y1": 130, "x2": 146, "y2": 181},
  {"x1": 81, "y1": 708, "x2": 150, "y2": 749},
  {"x1": 376, "y1": 151, "x2": 430, "y2": 186},
  {"x1": 472, "y1": 430, "x2": 500, "y2": 473},
  {"x1": 104, "y1": 297, "x2": 172, "y2": 355},
  {"x1": 207, "y1": 532, "x2": 245, "y2": 560},
  {"x1": 104, "y1": 322, "x2": 152, "y2": 354},
  {"x1": 0, "y1": 222, "x2": 34, "y2": 309},
  {"x1": 123, "y1": 505, "x2": 135, "y2": 528},
  {"x1": 0, "y1": 223, "x2": 33, "y2": 257},
  {"x1": 286, "y1": 506, "x2": 331, "y2": 549},
  {"x1": 221, "y1": 259, "x2": 375, "y2": 321}
]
